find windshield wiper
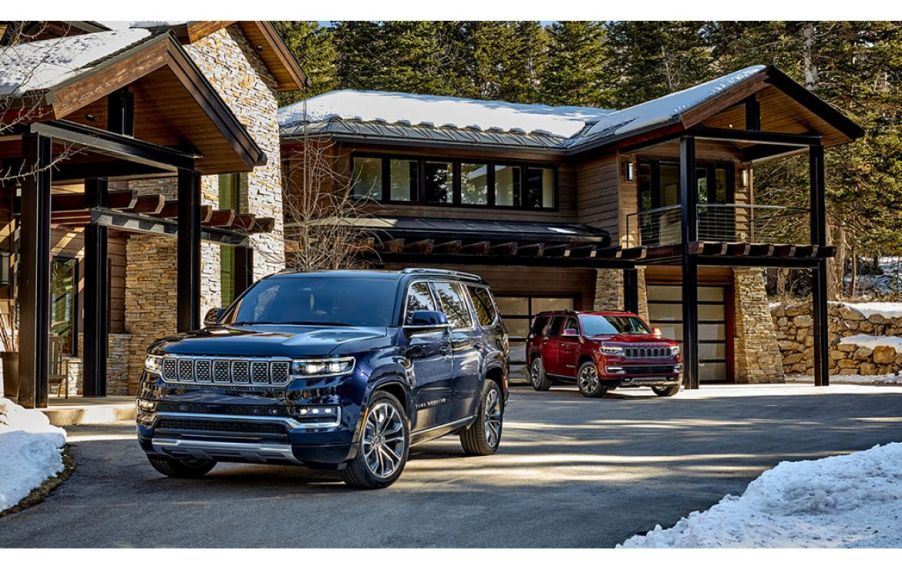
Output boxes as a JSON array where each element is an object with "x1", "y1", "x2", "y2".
[{"x1": 284, "y1": 321, "x2": 354, "y2": 327}]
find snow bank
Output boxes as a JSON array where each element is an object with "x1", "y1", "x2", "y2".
[
  {"x1": 619, "y1": 442, "x2": 902, "y2": 548},
  {"x1": 278, "y1": 90, "x2": 615, "y2": 137},
  {"x1": 0, "y1": 29, "x2": 150, "y2": 96},
  {"x1": 842, "y1": 334, "x2": 902, "y2": 352},
  {"x1": 0, "y1": 398, "x2": 67, "y2": 512},
  {"x1": 842, "y1": 302, "x2": 902, "y2": 319}
]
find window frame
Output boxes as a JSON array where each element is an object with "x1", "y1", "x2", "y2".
[
  {"x1": 350, "y1": 152, "x2": 558, "y2": 211},
  {"x1": 637, "y1": 159, "x2": 735, "y2": 211},
  {"x1": 430, "y1": 280, "x2": 475, "y2": 331},
  {"x1": 464, "y1": 284, "x2": 500, "y2": 328},
  {"x1": 402, "y1": 279, "x2": 439, "y2": 325}
]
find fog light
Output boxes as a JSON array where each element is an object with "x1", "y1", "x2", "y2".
[
  {"x1": 606, "y1": 366, "x2": 625, "y2": 374},
  {"x1": 136, "y1": 398, "x2": 157, "y2": 412},
  {"x1": 293, "y1": 405, "x2": 341, "y2": 426}
]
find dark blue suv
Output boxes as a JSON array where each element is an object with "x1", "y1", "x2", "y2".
[{"x1": 136, "y1": 269, "x2": 509, "y2": 488}]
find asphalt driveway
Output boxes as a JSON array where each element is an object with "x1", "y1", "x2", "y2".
[{"x1": 3, "y1": 383, "x2": 902, "y2": 548}]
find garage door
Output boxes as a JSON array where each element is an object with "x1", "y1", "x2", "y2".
[
  {"x1": 647, "y1": 284, "x2": 731, "y2": 383},
  {"x1": 494, "y1": 296, "x2": 575, "y2": 374}
]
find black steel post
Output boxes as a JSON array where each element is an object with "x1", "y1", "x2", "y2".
[
  {"x1": 177, "y1": 169, "x2": 201, "y2": 332},
  {"x1": 680, "y1": 135, "x2": 700, "y2": 390},
  {"x1": 18, "y1": 134, "x2": 52, "y2": 408},
  {"x1": 107, "y1": 88, "x2": 135, "y2": 136},
  {"x1": 234, "y1": 246, "x2": 255, "y2": 298},
  {"x1": 810, "y1": 144, "x2": 829, "y2": 387},
  {"x1": 623, "y1": 267, "x2": 639, "y2": 314},
  {"x1": 745, "y1": 95, "x2": 761, "y2": 131},
  {"x1": 83, "y1": 177, "x2": 109, "y2": 397}
]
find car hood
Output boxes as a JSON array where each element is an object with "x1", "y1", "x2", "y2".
[
  {"x1": 589, "y1": 333, "x2": 677, "y2": 345},
  {"x1": 149, "y1": 324, "x2": 391, "y2": 358}
]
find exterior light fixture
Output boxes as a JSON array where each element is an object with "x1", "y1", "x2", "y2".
[
  {"x1": 0, "y1": 252, "x2": 9, "y2": 286},
  {"x1": 741, "y1": 168, "x2": 750, "y2": 188},
  {"x1": 625, "y1": 161, "x2": 635, "y2": 181}
]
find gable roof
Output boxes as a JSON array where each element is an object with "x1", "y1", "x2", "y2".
[{"x1": 279, "y1": 65, "x2": 864, "y2": 155}]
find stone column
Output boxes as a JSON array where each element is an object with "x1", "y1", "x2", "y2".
[
  {"x1": 733, "y1": 268, "x2": 784, "y2": 383},
  {"x1": 593, "y1": 267, "x2": 648, "y2": 321}
]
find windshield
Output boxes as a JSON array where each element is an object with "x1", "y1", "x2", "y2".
[
  {"x1": 223, "y1": 276, "x2": 398, "y2": 327},
  {"x1": 579, "y1": 315, "x2": 651, "y2": 336}
]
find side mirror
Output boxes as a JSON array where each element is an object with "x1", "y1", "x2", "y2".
[
  {"x1": 562, "y1": 327, "x2": 579, "y2": 338},
  {"x1": 652, "y1": 327, "x2": 663, "y2": 338},
  {"x1": 406, "y1": 310, "x2": 449, "y2": 328},
  {"x1": 204, "y1": 308, "x2": 226, "y2": 327}
]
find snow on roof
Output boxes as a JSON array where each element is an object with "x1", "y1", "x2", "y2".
[
  {"x1": 581, "y1": 65, "x2": 766, "y2": 140},
  {"x1": 278, "y1": 90, "x2": 616, "y2": 139},
  {"x1": 0, "y1": 29, "x2": 151, "y2": 97},
  {"x1": 97, "y1": 21, "x2": 188, "y2": 31}
]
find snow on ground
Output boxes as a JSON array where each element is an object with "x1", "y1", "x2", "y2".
[
  {"x1": 787, "y1": 373, "x2": 902, "y2": 385},
  {"x1": 842, "y1": 334, "x2": 902, "y2": 351},
  {"x1": 620, "y1": 442, "x2": 902, "y2": 548},
  {"x1": 0, "y1": 398, "x2": 66, "y2": 512},
  {"x1": 843, "y1": 302, "x2": 902, "y2": 319},
  {"x1": 0, "y1": 29, "x2": 150, "y2": 96}
]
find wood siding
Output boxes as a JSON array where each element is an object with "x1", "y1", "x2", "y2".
[{"x1": 575, "y1": 153, "x2": 620, "y2": 240}]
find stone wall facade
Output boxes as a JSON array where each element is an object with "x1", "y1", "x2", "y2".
[
  {"x1": 733, "y1": 269, "x2": 784, "y2": 383},
  {"x1": 122, "y1": 25, "x2": 286, "y2": 392},
  {"x1": 593, "y1": 267, "x2": 649, "y2": 321},
  {"x1": 770, "y1": 302, "x2": 902, "y2": 376}
]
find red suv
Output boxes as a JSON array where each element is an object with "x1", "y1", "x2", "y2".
[{"x1": 526, "y1": 311, "x2": 682, "y2": 398}]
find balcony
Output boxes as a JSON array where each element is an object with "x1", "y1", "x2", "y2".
[{"x1": 625, "y1": 204, "x2": 811, "y2": 248}]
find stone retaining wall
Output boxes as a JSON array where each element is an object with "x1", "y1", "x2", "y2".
[{"x1": 770, "y1": 302, "x2": 902, "y2": 375}]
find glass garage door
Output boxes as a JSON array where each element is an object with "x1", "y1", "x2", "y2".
[
  {"x1": 494, "y1": 296, "x2": 575, "y2": 376},
  {"x1": 646, "y1": 284, "x2": 730, "y2": 383}
]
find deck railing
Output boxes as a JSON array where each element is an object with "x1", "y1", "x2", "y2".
[{"x1": 625, "y1": 204, "x2": 811, "y2": 248}]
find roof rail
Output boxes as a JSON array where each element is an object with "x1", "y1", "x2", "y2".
[{"x1": 400, "y1": 268, "x2": 483, "y2": 281}]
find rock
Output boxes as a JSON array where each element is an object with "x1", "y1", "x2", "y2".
[
  {"x1": 859, "y1": 362, "x2": 878, "y2": 375},
  {"x1": 859, "y1": 321, "x2": 874, "y2": 333},
  {"x1": 771, "y1": 305, "x2": 785, "y2": 318},
  {"x1": 873, "y1": 345, "x2": 897, "y2": 365},
  {"x1": 869, "y1": 313, "x2": 887, "y2": 325},
  {"x1": 854, "y1": 347, "x2": 873, "y2": 359},
  {"x1": 839, "y1": 368, "x2": 859, "y2": 375},
  {"x1": 838, "y1": 359, "x2": 857, "y2": 369},
  {"x1": 836, "y1": 343, "x2": 856, "y2": 353},
  {"x1": 793, "y1": 315, "x2": 813, "y2": 328},
  {"x1": 829, "y1": 349, "x2": 845, "y2": 361},
  {"x1": 783, "y1": 353, "x2": 803, "y2": 365},
  {"x1": 838, "y1": 305, "x2": 865, "y2": 321}
]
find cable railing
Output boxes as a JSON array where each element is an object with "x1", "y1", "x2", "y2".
[{"x1": 625, "y1": 204, "x2": 811, "y2": 248}]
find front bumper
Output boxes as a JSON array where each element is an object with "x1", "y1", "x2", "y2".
[{"x1": 596, "y1": 358, "x2": 682, "y2": 387}]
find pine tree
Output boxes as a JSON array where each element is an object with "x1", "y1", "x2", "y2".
[
  {"x1": 273, "y1": 21, "x2": 337, "y2": 103},
  {"x1": 541, "y1": 21, "x2": 612, "y2": 107}
]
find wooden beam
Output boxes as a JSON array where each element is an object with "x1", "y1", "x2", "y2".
[
  {"x1": 489, "y1": 242, "x2": 518, "y2": 255},
  {"x1": 517, "y1": 242, "x2": 545, "y2": 257},
  {"x1": 207, "y1": 209, "x2": 236, "y2": 228},
  {"x1": 382, "y1": 238, "x2": 405, "y2": 253},
  {"x1": 725, "y1": 242, "x2": 751, "y2": 256},
  {"x1": 748, "y1": 243, "x2": 775, "y2": 257},
  {"x1": 772, "y1": 244, "x2": 796, "y2": 257},
  {"x1": 461, "y1": 241, "x2": 489, "y2": 254},
  {"x1": 127, "y1": 193, "x2": 165, "y2": 215},
  {"x1": 404, "y1": 239, "x2": 435, "y2": 254},
  {"x1": 434, "y1": 240, "x2": 462, "y2": 254}
]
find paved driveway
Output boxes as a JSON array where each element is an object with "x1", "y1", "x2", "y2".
[{"x1": 3, "y1": 383, "x2": 902, "y2": 547}]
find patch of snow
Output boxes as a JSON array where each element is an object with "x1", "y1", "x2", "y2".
[
  {"x1": 787, "y1": 373, "x2": 902, "y2": 385},
  {"x1": 619, "y1": 442, "x2": 902, "y2": 548},
  {"x1": 0, "y1": 398, "x2": 67, "y2": 512},
  {"x1": 843, "y1": 302, "x2": 902, "y2": 319},
  {"x1": 97, "y1": 21, "x2": 188, "y2": 30},
  {"x1": 841, "y1": 334, "x2": 902, "y2": 352},
  {"x1": 583, "y1": 65, "x2": 766, "y2": 139},
  {"x1": 278, "y1": 90, "x2": 616, "y2": 138},
  {"x1": 0, "y1": 29, "x2": 151, "y2": 96}
]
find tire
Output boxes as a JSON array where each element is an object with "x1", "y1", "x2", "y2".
[
  {"x1": 148, "y1": 456, "x2": 216, "y2": 478},
  {"x1": 652, "y1": 384, "x2": 681, "y2": 397},
  {"x1": 340, "y1": 392, "x2": 410, "y2": 489},
  {"x1": 460, "y1": 379, "x2": 504, "y2": 456},
  {"x1": 576, "y1": 361, "x2": 608, "y2": 398},
  {"x1": 529, "y1": 357, "x2": 552, "y2": 391}
]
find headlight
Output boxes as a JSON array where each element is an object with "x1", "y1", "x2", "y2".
[
  {"x1": 144, "y1": 354, "x2": 163, "y2": 374},
  {"x1": 290, "y1": 357, "x2": 356, "y2": 378},
  {"x1": 670, "y1": 345, "x2": 681, "y2": 357},
  {"x1": 599, "y1": 344, "x2": 624, "y2": 356}
]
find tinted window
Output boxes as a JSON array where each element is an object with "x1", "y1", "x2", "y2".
[
  {"x1": 561, "y1": 317, "x2": 579, "y2": 335},
  {"x1": 433, "y1": 282, "x2": 473, "y2": 330},
  {"x1": 524, "y1": 167, "x2": 554, "y2": 208},
  {"x1": 389, "y1": 159, "x2": 418, "y2": 201},
  {"x1": 352, "y1": 157, "x2": 382, "y2": 199},
  {"x1": 405, "y1": 282, "x2": 436, "y2": 324},
  {"x1": 530, "y1": 315, "x2": 549, "y2": 335},
  {"x1": 467, "y1": 285, "x2": 497, "y2": 327},
  {"x1": 579, "y1": 315, "x2": 651, "y2": 336},
  {"x1": 494, "y1": 165, "x2": 520, "y2": 206},
  {"x1": 547, "y1": 316, "x2": 565, "y2": 337},
  {"x1": 225, "y1": 276, "x2": 397, "y2": 327},
  {"x1": 424, "y1": 161, "x2": 453, "y2": 204},
  {"x1": 461, "y1": 163, "x2": 488, "y2": 205}
]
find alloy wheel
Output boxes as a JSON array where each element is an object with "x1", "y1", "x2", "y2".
[
  {"x1": 362, "y1": 401, "x2": 406, "y2": 479},
  {"x1": 530, "y1": 361, "x2": 541, "y2": 388},
  {"x1": 578, "y1": 365, "x2": 599, "y2": 394},
  {"x1": 483, "y1": 387, "x2": 502, "y2": 448}
]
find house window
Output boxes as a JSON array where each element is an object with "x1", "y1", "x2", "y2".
[
  {"x1": 349, "y1": 154, "x2": 556, "y2": 210},
  {"x1": 638, "y1": 160, "x2": 734, "y2": 210},
  {"x1": 494, "y1": 165, "x2": 520, "y2": 207},
  {"x1": 389, "y1": 159, "x2": 418, "y2": 201},
  {"x1": 51, "y1": 256, "x2": 78, "y2": 355},
  {"x1": 352, "y1": 156, "x2": 383, "y2": 199},
  {"x1": 460, "y1": 163, "x2": 489, "y2": 205}
]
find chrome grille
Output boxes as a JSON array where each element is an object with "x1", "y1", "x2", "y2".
[
  {"x1": 160, "y1": 357, "x2": 292, "y2": 386},
  {"x1": 624, "y1": 346, "x2": 672, "y2": 359}
]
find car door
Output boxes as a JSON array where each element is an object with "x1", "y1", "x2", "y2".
[
  {"x1": 432, "y1": 281, "x2": 482, "y2": 422},
  {"x1": 542, "y1": 316, "x2": 565, "y2": 375},
  {"x1": 403, "y1": 281, "x2": 455, "y2": 431},
  {"x1": 556, "y1": 316, "x2": 581, "y2": 378}
]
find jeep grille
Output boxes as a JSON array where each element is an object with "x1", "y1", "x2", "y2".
[
  {"x1": 160, "y1": 357, "x2": 293, "y2": 386},
  {"x1": 623, "y1": 346, "x2": 672, "y2": 359}
]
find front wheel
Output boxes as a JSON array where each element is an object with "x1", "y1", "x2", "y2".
[
  {"x1": 340, "y1": 392, "x2": 410, "y2": 489},
  {"x1": 460, "y1": 379, "x2": 504, "y2": 455},
  {"x1": 652, "y1": 384, "x2": 681, "y2": 397},
  {"x1": 148, "y1": 456, "x2": 216, "y2": 478},
  {"x1": 577, "y1": 362, "x2": 607, "y2": 398}
]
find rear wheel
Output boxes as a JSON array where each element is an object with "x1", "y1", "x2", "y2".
[
  {"x1": 529, "y1": 357, "x2": 552, "y2": 391},
  {"x1": 340, "y1": 392, "x2": 409, "y2": 489},
  {"x1": 652, "y1": 384, "x2": 681, "y2": 397},
  {"x1": 577, "y1": 362, "x2": 607, "y2": 398},
  {"x1": 460, "y1": 379, "x2": 504, "y2": 455},
  {"x1": 148, "y1": 456, "x2": 216, "y2": 478}
]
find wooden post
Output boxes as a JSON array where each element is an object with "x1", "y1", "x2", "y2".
[
  {"x1": 680, "y1": 135, "x2": 700, "y2": 390},
  {"x1": 177, "y1": 169, "x2": 201, "y2": 332},
  {"x1": 18, "y1": 134, "x2": 52, "y2": 408}
]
